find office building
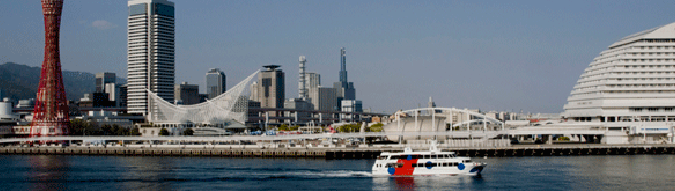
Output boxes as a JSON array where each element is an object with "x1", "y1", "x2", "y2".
[
  {"x1": 562, "y1": 22, "x2": 675, "y2": 144},
  {"x1": 309, "y1": 87, "x2": 336, "y2": 111},
  {"x1": 305, "y1": 72, "x2": 321, "y2": 91},
  {"x1": 174, "y1": 82, "x2": 200, "y2": 105},
  {"x1": 284, "y1": 98, "x2": 313, "y2": 124},
  {"x1": 206, "y1": 68, "x2": 226, "y2": 99},
  {"x1": 104, "y1": 83, "x2": 121, "y2": 107},
  {"x1": 334, "y1": 47, "x2": 356, "y2": 110},
  {"x1": 96, "y1": 72, "x2": 115, "y2": 93},
  {"x1": 127, "y1": 0, "x2": 175, "y2": 115},
  {"x1": 255, "y1": 65, "x2": 285, "y2": 109},
  {"x1": 340, "y1": 100, "x2": 362, "y2": 122},
  {"x1": 119, "y1": 84, "x2": 128, "y2": 108}
]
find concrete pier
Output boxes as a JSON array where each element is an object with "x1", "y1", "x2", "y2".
[{"x1": 2, "y1": 145, "x2": 675, "y2": 159}]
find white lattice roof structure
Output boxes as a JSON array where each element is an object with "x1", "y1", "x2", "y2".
[{"x1": 147, "y1": 70, "x2": 259, "y2": 125}]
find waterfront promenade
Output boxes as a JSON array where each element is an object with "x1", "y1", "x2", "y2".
[{"x1": 2, "y1": 144, "x2": 674, "y2": 159}]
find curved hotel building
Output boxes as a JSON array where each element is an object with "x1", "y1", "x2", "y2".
[{"x1": 563, "y1": 22, "x2": 675, "y2": 143}]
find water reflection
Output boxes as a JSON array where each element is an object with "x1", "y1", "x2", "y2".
[
  {"x1": 114, "y1": 156, "x2": 176, "y2": 191},
  {"x1": 373, "y1": 175, "x2": 481, "y2": 191},
  {"x1": 28, "y1": 155, "x2": 69, "y2": 191}
]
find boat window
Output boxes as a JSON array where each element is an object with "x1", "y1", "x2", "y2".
[
  {"x1": 412, "y1": 163, "x2": 417, "y2": 168},
  {"x1": 445, "y1": 154, "x2": 450, "y2": 158},
  {"x1": 423, "y1": 155, "x2": 430, "y2": 159},
  {"x1": 412, "y1": 155, "x2": 421, "y2": 159},
  {"x1": 431, "y1": 155, "x2": 437, "y2": 159},
  {"x1": 443, "y1": 163, "x2": 447, "y2": 167},
  {"x1": 391, "y1": 155, "x2": 402, "y2": 160},
  {"x1": 464, "y1": 160, "x2": 472, "y2": 163}
]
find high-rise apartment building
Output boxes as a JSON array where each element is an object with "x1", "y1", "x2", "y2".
[
  {"x1": 206, "y1": 68, "x2": 226, "y2": 99},
  {"x1": 95, "y1": 72, "x2": 115, "y2": 93},
  {"x1": 127, "y1": 0, "x2": 175, "y2": 115}
]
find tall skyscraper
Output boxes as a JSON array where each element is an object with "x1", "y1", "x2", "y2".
[
  {"x1": 206, "y1": 68, "x2": 226, "y2": 99},
  {"x1": 334, "y1": 47, "x2": 356, "y2": 110},
  {"x1": 127, "y1": 0, "x2": 175, "y2": 115},
  {"x1": 96, "y1": 72, "x2": 115, "y2": 93},
  {"x1": 340, "y1": 47, "x2": 347, "y2": 84},
  {"x1": 256, "y1": 65, "x2": 285, "y2": 109},
  {"x1": 298, "y1": 56, "x2": 307, "y2": 99},
  {"x1": 31, "y1": 0, "x2": 70, "y2": 137}
]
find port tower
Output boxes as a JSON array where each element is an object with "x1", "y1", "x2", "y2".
[{"x1": 30, "y1": 0, "x2": 70, "y2": 139}]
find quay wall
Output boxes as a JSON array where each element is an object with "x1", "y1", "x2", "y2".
[{"x1": 2, "y1": 145, "x2": 675, "y2": 159}]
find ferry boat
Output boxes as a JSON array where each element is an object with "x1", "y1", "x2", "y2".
[{"x1": 372, "y1": 141, "x2": 486, "y2": 176}]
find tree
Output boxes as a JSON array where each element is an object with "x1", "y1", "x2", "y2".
[
  {"x1": 368, "y1": 123, "x2": 384, "y2": 132},
  {"x1": 290, "y1": 125, "x2": 299, "y2": 131},
  {"x1": 278, "y1": 124, "x2": 290, "y2": 131},
  {"x1": 159, "y1": 127, "x2": 169, "y2": 135},
  {"x1": 69, "y1": 119, "x2": 95, "y2": 135},
  {"x1": 130, "y1": 127, "x2": 141, "y2": 135},
  {"x1": 183, "y1": 128, "x2": 194, "y2": 135},
  {"x1": 112, "y1": 125, "x2": 128, "y2": 135},
  {"x1": 101, "y1": 125, "x2": 112, "y2": 135},
  {"x1": 338, "y1": 123, "x2": 360, "y2": 133}
]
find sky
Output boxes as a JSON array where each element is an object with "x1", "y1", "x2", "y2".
[{"x1": 2, "y1": 0, "x2": 675, "y2": 114}]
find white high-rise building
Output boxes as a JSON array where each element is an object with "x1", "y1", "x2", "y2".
[
  {"x1": 305, "y1": 72, "x2": 320, "y2": 90},
  {"x1": 563, "y1": 22, "x2": 675, "y2": 144},
  {"x1": 298, "y1": 56, "x2": 307, "y2": 99},
  {"x1": 127, "y1": 0, "x2": 175, "y2": 115}
]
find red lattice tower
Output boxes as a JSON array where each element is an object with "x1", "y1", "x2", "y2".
[{"x1": 30, "y1": 0, "x2": 70, "y2": 139}]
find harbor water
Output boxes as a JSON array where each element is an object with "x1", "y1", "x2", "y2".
[{"x1": 1, "y1": 155, "x2": 674, "y2": 191}]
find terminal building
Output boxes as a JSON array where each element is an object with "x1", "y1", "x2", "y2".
[{"x1": 562, "y1": 22, "x2": 675, "y2": 144}]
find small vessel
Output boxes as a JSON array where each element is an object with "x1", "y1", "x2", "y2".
[{"x1": 372, "y1": 141, "x2": 486, "y2": 176}]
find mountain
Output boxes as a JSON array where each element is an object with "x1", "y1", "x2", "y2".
[{"x1": 0, "y1": 62, "x2": 125, "y2": 102}]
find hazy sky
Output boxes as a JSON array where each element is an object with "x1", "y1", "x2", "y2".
[{"x1": 2, "y1": 0, "x2": 675, "y2": 113}]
